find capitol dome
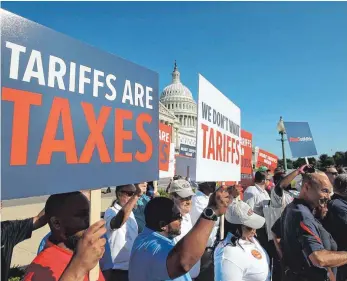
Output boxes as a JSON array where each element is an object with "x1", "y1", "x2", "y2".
[{"x1": 160, "y1": 61, "x2": 197, "y2": 131}]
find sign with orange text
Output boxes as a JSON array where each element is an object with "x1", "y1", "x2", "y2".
[
  {"x1": 196, "y1": 75, "x2": 241, "y2": 182},
  {"x1": 159, "y1": 123, "x2": 172, "y2": 172},
  {"x1": 256, "y1": 149, "x2": 278, "y2": 173},
  {"x1": 1, "y1": 10, "x2": 159, "y2": 200}
]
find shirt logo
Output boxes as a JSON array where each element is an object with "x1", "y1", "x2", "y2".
[{"x1": 251, "y1": 249, "x2": 262, "y2": 260}]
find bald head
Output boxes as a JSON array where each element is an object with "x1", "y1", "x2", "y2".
[
  {"x1": 300, "y1": 172, "x2": 332, "y2": 209},
  {"x1": 302, "y1": 171, "x2": 332, "y2": 191}
]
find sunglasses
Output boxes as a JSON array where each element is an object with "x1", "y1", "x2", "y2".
[
  {"x1": 328, "y1": 172, "x2": 338, "y2": 176},
  {"x1": 120, "y1": 190, "x2": 135, "y2": 197},
  {"x1": 318, "y1": 198, "x2": 330, "y2": 206}
]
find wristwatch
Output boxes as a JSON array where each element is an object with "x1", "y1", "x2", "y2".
[{"x1": 202, "y1": 207, "x2": 218, "y2": 221}]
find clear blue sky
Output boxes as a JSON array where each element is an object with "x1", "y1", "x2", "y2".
[{"x1": 3, "y1": 1, "x2": 347, "y2": 159}]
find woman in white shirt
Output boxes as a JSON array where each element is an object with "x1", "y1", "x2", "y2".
[
  {"x1": 214, "y1": 200, "x2": 270, "y2": 281},
  {"x1": 168, "y1": 179, "x2": 201, "y2": 279}
]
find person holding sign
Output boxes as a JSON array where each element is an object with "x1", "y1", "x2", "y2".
[
  {"x1": 169, "y1": 179, "x2": 201, "y2": 279},
  {"x1": 58, "y1": 220, "x2": 107, "y2": 281},
  {"x1": 23, "y1": 192, "x2": 105, "y2": 281},
  {"x1": 1, "y1": 207, "x2": 48, "y2": 281},
  {"x1": 129, "y1": 185, "x2": 230, "y2": 281},
  {"x1": 104, "y1": 184, "x2": 145, "y2": 281}
]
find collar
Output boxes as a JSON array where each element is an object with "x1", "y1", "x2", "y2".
[
  {"x1": 142, "y1": 227, "x2": 175, "y2": 245},
  {"x1": 45, "y1": 238, "x2": 73, "y2": 256},
  {"x1": 254, "y1": 184, "x2": 266, "y2": 193},
  {"x1": 293, "y1": 198, "x2": 314, "y2": 211},
  {"x1": 112, "y1": 202, "x2": 122, "y2": 210},
  {"x1": 331, "y1": 193, "x2": 347, "y2": 202}
]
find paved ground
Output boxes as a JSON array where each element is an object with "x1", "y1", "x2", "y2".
[{"x1": 2, "y1": 180, "x2": 171, "y2": 268}]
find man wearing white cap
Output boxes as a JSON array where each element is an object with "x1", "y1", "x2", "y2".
[
  {"x1": 169, "y1": 179, "x2": 201, "y2": 279},
  {"x1": 214, "y1": 200, "x2": 270, "y2": 281}
]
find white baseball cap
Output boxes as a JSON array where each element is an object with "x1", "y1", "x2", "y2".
[
  {"x1": 168, "y1": 179, "x2": 195, "y2": 198},
  {"x1": 225, "y1": 201, "x2": 265, "y2": 229}
]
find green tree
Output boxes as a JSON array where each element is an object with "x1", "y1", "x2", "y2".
[
  {"x1": 278, "y1": 158, "x2": 293, "y2": 169},
  {"x1": 319, "y1": 154, "x2": 335, "y2": 168},
  {"x1": 293, "y1": 157, "x2": 306, "y2": 168},
  {"x1": 333, "y1": 151, "x2": 345, "y2": 167}
]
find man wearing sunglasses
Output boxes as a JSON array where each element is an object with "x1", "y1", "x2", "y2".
[
  {"x1": 324, "y1": 166, "x2": 338, "y2": 186},
  {"x1": 280, "y1": 171, "x2": 347, "y2": 281},
  {"x1": 104, "y1": 184, "x2": 145, "y2": 281},
  {"x1": 129, "y1": 186, "x2": 230, "y2": 281}
]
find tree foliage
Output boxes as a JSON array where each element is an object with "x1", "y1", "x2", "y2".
[{"x1": 277, "y1": 151, "x2": 346, "y2": 170}]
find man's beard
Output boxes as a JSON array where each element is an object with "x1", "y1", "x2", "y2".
[
  {"x1": 65, "y1": 234, "x2": 81, "y2": 251},
  {"x1": 168, "y1": 224, "x2": 181, "y2": 239}
]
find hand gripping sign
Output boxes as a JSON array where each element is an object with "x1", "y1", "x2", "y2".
[{"x1": 1, "y1": 9, "x2": 159, "y2": 200}]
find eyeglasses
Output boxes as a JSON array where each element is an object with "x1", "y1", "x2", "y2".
[
  {"x1": 120, "y1": 190, "x2": 135, "y2": 197},
  {"x1": 318, "y1": 198, "x2": 330, "y2": 206},
  {"x1": 328, "y1": 172, "x2": 338, "y2": 176}
]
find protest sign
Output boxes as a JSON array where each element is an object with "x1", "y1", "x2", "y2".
[
  {"x1": 240, "y1": 129, "x2": 253, "y2": 187},
  {"x1": 1, "y1": 10, "x2": 159, "y2": 200},
  {"x1": 179, "y1": 144, "x2": 196, "y2": 158},
  {"x1": 196, "y1": 74, "x2": 241, "y2": 182},
  {"x1": 256, "y1": 149, "x2": 278, "y2": 172},
  {"x1": 159, "y1": 123, "x2": 175, "y2": 178},
  {"x1": 284, "y1": 121, "x2": 318, "y2": 158}
]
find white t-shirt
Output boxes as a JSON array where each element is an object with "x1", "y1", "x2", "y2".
[
  {"x1": 214, "y1": 233, "x2": 270, "y2": 281},
  {"x1": 190, "y1": 190, "x2": 219, "y2": 247},
  {"x1": 173, "y1": 213, "x2": 200, "y2": 279},
  {"x1": 243, "y1": 185, "x2": 270, "y2": 217},
  {"x1": 104, "y1": 202, "x2": 138, "y2": 270},
  {"x1": 270, "y1": 188, "x2": 293, "y2": 208}
]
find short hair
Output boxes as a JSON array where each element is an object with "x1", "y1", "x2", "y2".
[
  {"x1": 334, "y1": 174, "x2": 347, "y2": 196},
  {"x1": 302, "y1": 171, "x2": 326, "y2": 189},
  {"x1": 198, "y1": 182, "x2": 216, "y2": 191},
  {"x1": 145, "y1": 197, "x2": 175, "y2": 231},
  {"x1": 45, "y1": 191, "x2": 82, "y2": 218},
  {"x1": 254, "y1": 171, "x2": 267, "y2": 183}
]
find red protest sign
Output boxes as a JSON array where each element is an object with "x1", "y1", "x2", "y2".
[
  {"x1": 257, "y1": 149, "x2": 278, "y2": 172},
  {"x1": 159, "y1": 123, "x2": 172, "y2": 172},
  {"x1": 241, "y1": 130, "x2": 252, "y2": 175}
]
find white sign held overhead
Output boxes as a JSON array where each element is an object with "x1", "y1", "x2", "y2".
[{"x1": 196, "y1": 74, "x2": 241, "y2": 182}]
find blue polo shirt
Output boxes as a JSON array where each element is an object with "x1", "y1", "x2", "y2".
[
  {"x1": 280, "y1": 199, "x2": 328, "y2": 280},
  {"x1": 129, "y1": 227, "x2": 192, "y2": 281}
]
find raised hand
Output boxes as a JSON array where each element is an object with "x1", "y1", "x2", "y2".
[{"x1": 207, "y1": 185, "x2": 230, "y2": 216}]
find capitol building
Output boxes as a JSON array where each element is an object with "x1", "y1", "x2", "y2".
[{"x1": 159, "y1": 62, "x2": 197, "y2": 152}]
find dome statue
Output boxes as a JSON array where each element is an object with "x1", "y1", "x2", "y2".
[{"x1": 160, "y1": 61, "x2": 197, "y2": 131}]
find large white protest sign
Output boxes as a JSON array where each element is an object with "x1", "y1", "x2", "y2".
[{"x1": 196, "y1": 74, "x2": 241, "y2": 182}]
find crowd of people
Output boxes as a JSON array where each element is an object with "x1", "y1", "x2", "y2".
[{"x1": 1, "y1": 165, "x2": 347, "y2": 281}]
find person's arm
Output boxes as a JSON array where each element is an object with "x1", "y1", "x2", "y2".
[
  {"x1": 309, "y1": 250, "x2": 347, "y2": 268},
  {"x1": 274, "y1": 165, "x2": 307, "y2": 197},
  {"x1": 244, "y1": 192, "x2": 256, "y2": 210},
  {"x1": 110, "y1": 186, "x2": 142, "y2": 229},
  {"x1": 33, "y1": 208, "x2": 48, "y2": 230},
  {"x1": 59, "y1": 220, "x2": 106, "y2": 281},
  {"x1": 166, "y1": 186, "x2": 230, "y2": 278},
  {"x1": 272, "y1": 232, "x2": 283, "y2": 260},
  {"x1": 153, "y1": 182, "x2": 159, "y2": 197}
]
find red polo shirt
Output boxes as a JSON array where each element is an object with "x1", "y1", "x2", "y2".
[{"x1": 23, "y1": 241, "x2": 105, "y2": 281}]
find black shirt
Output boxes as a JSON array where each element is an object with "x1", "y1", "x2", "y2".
[
  {"x1": 323, "y1": 194, "x2": 347, "y2": 251},
  {"x1": 280, "y1": 199, "x2": 329, "y2": 281},
  {"x1": 1, "y1": 218, "x2": 33, "y2": 281}
]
